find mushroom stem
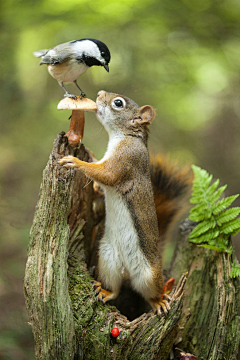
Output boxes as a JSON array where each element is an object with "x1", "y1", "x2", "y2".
[
  {"x1": 64, "y1": 110, "x2": 85, "y2": 147},
  {"x1": 57, "y1": 96, "x2": 97, "y2": 147}
]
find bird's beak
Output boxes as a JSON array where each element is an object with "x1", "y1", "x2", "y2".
[{"x1": 103, "y1": 64, "x2": 109, "y2": 72}]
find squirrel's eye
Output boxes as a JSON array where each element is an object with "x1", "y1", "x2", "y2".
[
  {"x1": 114, "y1": 100, "x2": 123, "y2": 107},
  {"x1": 112, "y1": 97, "x2": 126, "y2": 110}
]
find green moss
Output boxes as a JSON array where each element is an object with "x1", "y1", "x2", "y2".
[{"x1": 67, "y1": 249, "x2": 117, "y2": 359}]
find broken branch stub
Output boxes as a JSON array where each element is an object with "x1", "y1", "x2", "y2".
[{"x1": 57, "y1": 96, "x2": 97, "y2": 147}]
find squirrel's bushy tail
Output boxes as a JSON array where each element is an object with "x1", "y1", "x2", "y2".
[{"x1": 150, "y1": 155, "x2": 193, "y2": 242}]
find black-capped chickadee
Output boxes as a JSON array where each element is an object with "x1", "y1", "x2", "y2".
[{"x1": 33, "y1": 38, "x2": 111, "y2": 98}]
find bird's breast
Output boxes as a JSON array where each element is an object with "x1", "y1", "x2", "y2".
[{"x1": 47, "y1": 59, "x2": 89, "y2": 83}]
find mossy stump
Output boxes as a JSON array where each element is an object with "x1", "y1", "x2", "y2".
[{"x1": 24, "y1": 133, "x2": 240, "y2": 359}]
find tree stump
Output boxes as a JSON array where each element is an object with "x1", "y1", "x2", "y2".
[{"x1": 24, "y1": 133, "x2": 240, "y2": 359}]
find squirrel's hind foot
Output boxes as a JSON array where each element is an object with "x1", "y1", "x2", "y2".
[
  {"x1": 149, "y1": 277, "x2": 175, "y2": 316},
  {"x1": 149, "y1": 273, "x2": 187, "y2": 317},
  {"x1": 91, "y1": 280, "x2": 118, "y2": 303},
  {"x1": 149, "y1": 296, "x2": 171, "y2": 316}
]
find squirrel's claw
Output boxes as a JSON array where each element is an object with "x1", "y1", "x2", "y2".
[
  {"x1": 150, "y1": 297, "x2": 171, "y2": 316},
  {"x1": 163, "y1": 293, "x2": 171, "y2": 302},
  {"x1": 58, "y1": 155, "x2": 80, "y2": 168},
  {"x1": 149, "y1": 278, "x2": 175, "y2": 317},
  {"x1": 91, "y1": 280, "x2": 118, "y2": 303},
  {"x1": 92, "y1": 280, "x2": 102, "y2": 296},
  {"x1": 151, "y1": 273, "x2": 188, "y2": 317}
]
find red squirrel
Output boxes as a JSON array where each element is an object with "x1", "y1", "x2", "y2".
[{"x1": 59, "y1": 90, "x2": 192, "y2": 315}]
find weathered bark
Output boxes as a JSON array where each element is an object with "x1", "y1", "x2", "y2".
[
  {"x1": 24, "y1": 133, "x2": 77, "y2": 359},
  {"x1": 24, "y1": 133, "x2": 240, "y2": 360},
  {"x1": 170, "y1": 220, "x2": 240, "y2": 360}
]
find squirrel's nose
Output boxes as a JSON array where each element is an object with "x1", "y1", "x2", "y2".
[{"x1": 97, "y1": 90, "x2": 105, "y2": 98}]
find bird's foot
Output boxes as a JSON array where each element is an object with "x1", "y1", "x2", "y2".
[
  {"x1": 80, "y1": 91, "x2": 86, "y2": 98},
  {"x1": 64, "y1": 93, "x2": 77, "y2": 99}
]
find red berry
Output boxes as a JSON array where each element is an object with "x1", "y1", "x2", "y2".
[{"x1": 111, "y1": 328, "x2": 119, "y2": 338}]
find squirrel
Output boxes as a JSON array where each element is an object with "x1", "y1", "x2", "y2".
[{"x1": 59, "y1": 90, "x2": 192, "y2": 316}]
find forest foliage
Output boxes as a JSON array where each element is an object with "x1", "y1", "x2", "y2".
[{"x1": 1, "y1": 0, "x2": 240, "y2": 358}]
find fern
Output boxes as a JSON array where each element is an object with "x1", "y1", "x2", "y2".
[
  {"x1": 230, "y1": 262, "x2": 240, "y2": 278},
  {"x1": 189, "y1": 165, "x2": 240, "y2": 254}
]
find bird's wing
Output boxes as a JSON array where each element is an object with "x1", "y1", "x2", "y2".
[{"x1": 36, "y1": 43, "x2": 73, "y2": 65}]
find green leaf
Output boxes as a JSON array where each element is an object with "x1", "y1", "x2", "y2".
[
  {"x1": 230, "y1": 263, "x2": 240, "y2": 278},
  {"x1": 189, "y1": 229, "x2": 219, "y2": 244},
  {"x1": 206, "y1": 179, "x2": 220, "y2": 196},
  {"x1": 189, "y1": 218, "x2": 216, "y2": 238},
  {"x1": 189, "y1": 212, "x2": 205, "y2": 222},
  {"x1": 189, "y1": 165, "x2": 240, "y2": 255},
  {"x1": 197, "y1": 244, "x2": 225, "y2": 252},
  {"x1": 192, "y1": 166, "x2": 212, "y2": 189},
  {"x1": 216, "y1": 207, "x2": 240, "y2": 226},
  {"x1": 221, "y1": 218, "x2": 240, "y2": 235},
  {"x1": 190, "y1": 197, "x2": 204, "y2": 204},
  {"x1": 208, "y1": 185, "x2": 227, "y2": 205},
  {"x1": 190, "y1": 203, "x2": 209, "y2": 215},
  {"x1": 212, "y1": 195, "x2": 239, "y2": 215},
  {"x1": 189, "y1": 205, "x2": 212, "y2": 221},
  {"x1": 232, "y1": 228, "x2": 240, "y2": 237}
]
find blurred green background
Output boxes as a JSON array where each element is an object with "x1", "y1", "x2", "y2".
[{"x1": 1, "y1": 0, "x2": 240, "y2": 358}]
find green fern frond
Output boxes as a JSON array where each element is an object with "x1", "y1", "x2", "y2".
[
  {"x1": 188, "y1": 165, "x2": 240, "y2": 252},
  {"x1": 212, "y1": 195, "x2": 239, "y2": 215},
  {"x1": 189, "y1": 218, "x2": 216, "y2": 239},
  {"x1": 208, "y1": 185, "x2": 227, "y2": 205},
  {"x1": 188, "y1": 165, "x2": 240, "y2": 277},
  {"x1": 189, "y1": 203, "x2": 212, "y2": 219},
  {"x1": 197, "y1": 244, "x2": 226, "y2": 252},
  {"x1": 221, "y1": 218, "x2": 240, "y2": 235},
  {"x1": 230, "y1": 263, "x2": 240, "y2": 278},
  {"x1": 227, "y1": 246, "x2": 233, "y2": 256},
  {"x1": 189, "y1": 229, "x2": 219, "y2": 244},
  {"x1": 216, "y1": 207, "x2": 240, "y2": 226},
  {"x1": 206, "y1": 179, "x2": 220, "y2": 196}
]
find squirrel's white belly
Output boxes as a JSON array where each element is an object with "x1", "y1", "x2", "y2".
[
  {"x1": 98, "y1": 186, "x2": 153, "y2": 297},
  {"x1": 47, "y1": 60, "x2": 89, "y2": 83}
]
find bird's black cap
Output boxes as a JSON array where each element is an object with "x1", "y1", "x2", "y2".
[{"x1": 71, "y1": 38, "x2": 111, "y2": 64}]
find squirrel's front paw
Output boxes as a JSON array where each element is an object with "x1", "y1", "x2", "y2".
[{"x1": 58, "y1": 155, "x2": 80, "y2": 168}]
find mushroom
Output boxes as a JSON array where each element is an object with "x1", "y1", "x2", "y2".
[{"x1": 57, "y1": 96, "x2": 97, "y2": 147}]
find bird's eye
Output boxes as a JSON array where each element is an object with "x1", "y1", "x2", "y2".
[
  {"x1": 101, "y1": 51, "x2": 105, "y2": 56},
  {"x1": 112, "y1": 97, "x2": 126, "y2": 110}
]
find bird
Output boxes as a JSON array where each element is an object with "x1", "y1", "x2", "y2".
[{"x1": 33, "y1": 38, "x2": 111, "y2": 98}]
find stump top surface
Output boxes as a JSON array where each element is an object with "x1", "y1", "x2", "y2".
[{"x1": 57, "y1": 97, "x2": 97, "y2": 112}]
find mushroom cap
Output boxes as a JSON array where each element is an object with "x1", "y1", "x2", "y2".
[{"x1": 57, "y1": 96, "x2": 97, "y2": 112}]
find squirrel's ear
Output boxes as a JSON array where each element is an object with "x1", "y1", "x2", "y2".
[{"x1": 138, "y1": 105, "x2": 155, "y2": 125}]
